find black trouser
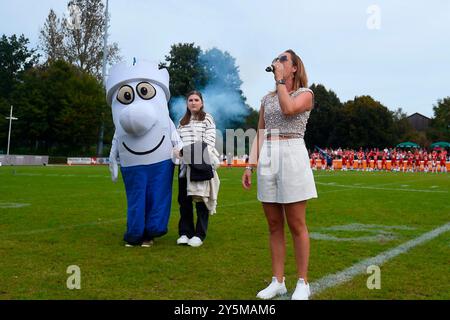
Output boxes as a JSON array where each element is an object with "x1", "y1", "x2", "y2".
[{"x1": 178, "y1": 176, "x2": 209, "y2": 241}]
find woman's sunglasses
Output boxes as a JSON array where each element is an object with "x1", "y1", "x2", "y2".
[{"x1": 272, "y1": 55, "x2": 288, "y2": 63}]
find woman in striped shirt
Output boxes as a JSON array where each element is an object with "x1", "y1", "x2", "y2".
[{"x1": 176, "y1": 90, "x2": 216, "y2": 247}]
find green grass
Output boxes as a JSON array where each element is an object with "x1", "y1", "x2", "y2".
[{"x1": 0, "y1": 166, "x2": 449, "y2": 299}]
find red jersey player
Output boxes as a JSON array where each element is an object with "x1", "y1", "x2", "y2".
[
  {"x1": 413, "y1": 151, "x2": 421, "y2": 172},
  {"x1": 431, "y1": 151, "x2": 438, "y2": 173},
  {"x1": 400, "y1": 151, "x2": 406, "y2": 172},
  {"x1": 357, "y1": 149, "x2": 364, "y2": 171},
  {"x1": 348, "y1": 151, "x2": 354, "y2": 171},
  {"x1": 381, "y1": 152, "x2": 388, "y2": 171},
  {"x1": 423, "y1": 152, "x2": 429, "y2": 173},
  {"x1": 439, "y1": 151, "x2": 447, "y2": 173},
  {"x1": 390, "y1": 150, "x2": 397, "y2": 172},
  {"x1": 341, "y1": 152, "x2": 347, "y2": 171},
  {"x1": 406, "y1": 151, "x2": 414, "y2": 172}
]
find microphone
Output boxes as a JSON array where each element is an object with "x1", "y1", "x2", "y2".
[{"x1": 265, "y1": 55, "x2": 287, "y2": 72}]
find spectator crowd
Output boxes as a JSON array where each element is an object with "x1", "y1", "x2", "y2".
[{"x1": 309, "y1": 147, "x2": 449, "y2": 173}]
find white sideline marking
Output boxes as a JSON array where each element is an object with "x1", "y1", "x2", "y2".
[
  {"x1": 3, "y1": 218, "x2": 125, "y2": 236},
  {"x1": 310, "y1": 223, "x2": 416, "y2": 242},
  {"x1": 314, "y1": 175, "x2": 337, "y2": 178},
  {"x1": 8, "y1": 172, "x2": 109, "y2": 178},
  {"x1": 319, "y1": 189, "x2": 350, "y2": 195},
  {"x1": 316, "y1": 177, "x2": 442, "y2": 195},
  {"x1": 316, "y1": 178, "x2": 446, "y2": 196},
  {"x1": 315, "y1": 182, "x2": 448, "y2": 193},
  {"x1": 309, "y1": 222, "x2": 450, "y2": 297},
  {"x1": 310, "y1": 232, "x2": 396, "y2": 242},
  {"x1": 323, "y1": 223, "x2": 415, "y2": 231},
  {"x1": 0, "y1": 202, "x2": 30, "y2": 209},
  {"x1": 309, "y1": 223, "x2": 415, "y2": 242}
]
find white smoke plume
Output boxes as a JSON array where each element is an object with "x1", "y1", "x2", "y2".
[{"x1": 170, "y1": 47, "x2": 250, "y2": 131}]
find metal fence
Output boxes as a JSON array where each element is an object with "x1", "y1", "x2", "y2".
[{"x1": 0, "y1": 155, "x2": 49, "y2": 166}]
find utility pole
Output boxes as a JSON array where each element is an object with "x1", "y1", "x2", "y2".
[
  {"x1": 97, "y1": 0, "x2": 109, "y2": 157},
  {"x1": 5, "y1": 105, "x2": 18, "y2": 163}
]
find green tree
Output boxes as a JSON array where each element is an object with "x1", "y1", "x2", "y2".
[
  {"x1": 39, "y1": 0, "x2": 120, "y2": 80},
  {"x1": 304, "y1": 83, "x2": 343, "y2": 148},
  {"x1": 161, "y1": 43, "x2": 207, "y2": 120},
  {"x1": 243, "y1": 108, "x2": 259, "y2": 130},
  {"x1": 0, "y1": 34, "x2": 40, "y2": 152},
  {"x1": 427, "y1": 97, "x2": 450, "y2": 142},
  {"x1": 161, "y1": 43, "x2": 207, "y2": 97},
  {"x1": 11, "y1": 60, "x2": 110, "y2": 156},
  {"x1": 200, "y1": 48, "x2": 242, "y2": 91},
  {"x1": 337, "y1": 95, "x2": 396, "y2": 149},
  {"x1": 162, "y1": 44, "x2": 252, "y2": 154},
  {"x1": 199, "y1": 48, "x2": 250, "y2": 130},
  {"x1": 0, "y1": 34, "x2": 40, "y2": 100},
  {"x1": 392, "y1": 108, "x2": 417, "y2": 145},
  {"x1": 40, "y1": 0, "x2": 121, "y2": 156},
  {"x1": 39, "y1": 9, "x2": 65, "y2": 62},
  {"x1": 0, "y1": 97, "x2": 10, "y2": 154}
]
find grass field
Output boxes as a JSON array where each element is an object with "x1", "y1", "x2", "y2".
[{"x1": 0, "y1": 165, "x2": 449, "y2": 300}]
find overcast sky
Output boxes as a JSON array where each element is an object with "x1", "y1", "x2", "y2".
[{"x1": 1, "y1": 0, "x2": 449, "y2": 117}]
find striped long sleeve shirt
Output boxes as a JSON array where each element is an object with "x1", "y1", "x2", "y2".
[{"x1": 177, "y1": 113, "x2": 216, "y2": 148}]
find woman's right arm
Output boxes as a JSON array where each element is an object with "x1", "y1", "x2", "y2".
[
  {"x1": 248, "y1": 105, "x2": 265, "y2": 165},
  {"x1": 242, "y1": 105, "x2": 265, "y2": 189}
]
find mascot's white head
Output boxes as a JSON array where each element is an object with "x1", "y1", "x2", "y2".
[{"x1": 106, "y1": 59, "x2": 174, "y2": 167}]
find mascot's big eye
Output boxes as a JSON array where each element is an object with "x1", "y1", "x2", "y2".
[
  {"x1": 116, "y1": 85, "x2": 135, "y2": 105},
  {"x1": 136, "y1": 82, "x2": 156, "y2": 100}
]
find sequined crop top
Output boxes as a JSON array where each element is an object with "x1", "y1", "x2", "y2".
[{"x1": 262, "y1": 87, "x2": 314, "y2": 139}]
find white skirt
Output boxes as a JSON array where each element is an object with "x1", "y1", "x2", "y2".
[{"x1": 257, "y1": 138, "x2": 318, "y2": 203}]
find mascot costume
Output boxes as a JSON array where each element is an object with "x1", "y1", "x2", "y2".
[{"x1": 106, "y1": 59, "x2": 182, "y2": 246}]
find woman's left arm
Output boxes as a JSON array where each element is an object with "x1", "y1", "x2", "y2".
[
  {"x1": 204, "y1": 114, "x2": 216, "y2": 148},
  {"x1": 277, "y1": 86, "x2": 314, "y2": 116}
]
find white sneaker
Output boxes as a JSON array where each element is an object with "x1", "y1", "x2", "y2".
[
  {"x1": 124, "y1": 243, "x2": 136, "y2": 247},
  {"x1": 141, "y1": 240, "x2": 154, "y2": 247},
  {"x1": 291, "y1": 278, "x2": 310, "y2": 300},
  {"x1": 256, "y1": 277, "x2": 287, "y2": 300},
  {"x1": 177, "y1": 235, "x2": 189, "y2": 245},
  {"x1": 187, "y1": 236, "x2": 203, "y2": 247}
]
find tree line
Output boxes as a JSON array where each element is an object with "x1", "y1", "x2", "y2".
[{"x1": 304, "y1": 85, "x2": 449, "y2": 150}]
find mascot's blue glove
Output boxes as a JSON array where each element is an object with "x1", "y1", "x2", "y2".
[{"x1": 109, "y1": 134, "x2": 119, "y2": 183}]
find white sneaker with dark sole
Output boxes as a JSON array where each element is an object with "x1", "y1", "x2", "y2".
[{"x1": 256, "y1": 277, "x2": 287, "y2": 300}]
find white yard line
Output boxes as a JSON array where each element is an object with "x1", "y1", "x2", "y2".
[
  {"x1": 315, "y1": 182, "x2": 447, "y2": 193},
  {"x1": 318, "y1": 189, "x2": 352, "y2": 195},
  {"x1": 372, "y1": 177, "x2": 439, "y2": 187},
  {"x1": 309, "y1": 222, "x2": 450, "y2": 297},
  {"x1": 315, "y1": 177, "x2": 443, "y2": 195},
  {"x1": 2, "y1": 218, "x2": 125, "y2": 236}
]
